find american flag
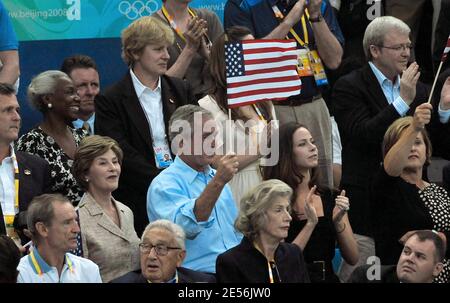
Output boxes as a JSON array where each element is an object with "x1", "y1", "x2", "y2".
[
  {"x1": 225, "y1": 39, "x2": 301, "y2": 108},
  {"x1": 442, "y1": 34, "x2": 450, "y2": 62}
]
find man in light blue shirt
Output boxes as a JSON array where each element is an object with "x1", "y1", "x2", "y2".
[
  {"x1": 17, "y1": 194, "x2": 101, "y2": 283},
  {"x1": 147, "y1": 105, "x2": 242, "y2": 274}
]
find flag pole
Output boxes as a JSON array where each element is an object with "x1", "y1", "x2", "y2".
[
  {"x1": 228, "y1": 108, "x2": 233, "y2": 154},
  {"x1": 427, "y1": 61, "x2": 444, "y2": 104}
]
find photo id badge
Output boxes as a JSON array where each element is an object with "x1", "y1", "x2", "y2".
[
  {"x1": 308, "y1": 50, "x2": 328, "y2": 86},
  {"x1": 296, "y1": 49, "x2": 314, "y2": 77},
  {"x1": 153, "y1": 142, "x2": 173, "y2": 169}
]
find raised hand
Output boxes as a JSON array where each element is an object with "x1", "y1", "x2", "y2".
[
  {"x1": 440, "y1": 76, "x2": 450, "y2": 110},
  {"x1": 412, "y1": 102, "x2": 432, "y2": 131},
  {"x1": 333, "y1": 190, "x2": 349, "y2": 224},
  {"x1": 214, "y1": 153, "x2": 239, "y2": 185},
  {"x1": 304, "y1": 185, "x2": 318, "y2": 226},
  {"x1": 306, "y1": 0, "x2": 323, "y2": 18},
  {"x1": 184, "y1": 16, "x2": 208, "y2": 52},
  {"x1": 400, "y1": 62, "x2": 421, "y2": 105}
]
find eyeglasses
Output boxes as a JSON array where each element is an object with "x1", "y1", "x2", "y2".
[
  {"x1": 375, "y1": 44, "x2": 413, "y2": 52},
  {"x1": 139, "y1": 243, "x2": 181, "y2": 256}
]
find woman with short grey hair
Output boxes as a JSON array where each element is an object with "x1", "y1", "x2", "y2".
[
  {"x1": 17, "y1": 70, "x2": 87, "y2": 204},
  {"x1": 216, "y1": 179, "x2": 310, "y2": 283}
]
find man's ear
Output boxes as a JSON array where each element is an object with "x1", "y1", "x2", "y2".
[
  {"x1": 176, "y1": 250, "x2": 186, "y2": 267},
  {"x1": 433, "y1": 262, "x2": 444, "y2": 277},
  {"x1": 35, "y1": 222, "x2": 49, "y2": 238},
  {"x1": 369, "y1": 45, "x2": 380, "y2": 60}
]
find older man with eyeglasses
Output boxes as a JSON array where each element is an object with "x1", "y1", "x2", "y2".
[
  {"x1": 332, "y1": 15, "x2": 450, "y2": 282},
  {"x1": 111, "y1": 219, "x2": 215, "y2": 283}
]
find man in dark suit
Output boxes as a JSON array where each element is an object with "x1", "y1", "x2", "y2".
[
  {"x1": 333, "y1": 16, "x2": 450, "y2": 281},
  {"x1": 0, "y1": 83, "x2": 51, "y2": 245},
  {"x1": 111, "y1": 219, "x2": 215, "y2": 283},
  {"x1": 95, "y1": 17, "x2": 195, "y2": 236},
  {"x1": 349, "y1": 230, "x2": 445, "y2": 283}
]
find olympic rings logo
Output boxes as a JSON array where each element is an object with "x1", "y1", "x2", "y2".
[{"x1": 118, "y1": 0, "x2": 159, "y2": 20}]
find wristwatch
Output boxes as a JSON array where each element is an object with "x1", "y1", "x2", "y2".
[{"x1": 309, "y1": 14, "x2": 323, "y2": 23}]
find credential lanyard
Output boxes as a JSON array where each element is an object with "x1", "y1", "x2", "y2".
[
  {"x1": 271, "y1": 5, "x2": 311, "y2": 49},
  {"x1": 161, "y1": 6, "x2": 199, "y2": 42}
]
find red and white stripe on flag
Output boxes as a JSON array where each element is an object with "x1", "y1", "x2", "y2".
[
  {"x1": 225, "y1": 39, "x2": 302, "y2": 108},
  {"x1": 442, "y1": 34, "x2": 450, "y2": 62}
]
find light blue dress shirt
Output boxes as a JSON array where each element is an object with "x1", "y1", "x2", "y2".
[
  {"x1": 73, "y1": 113, "x2": 95, "y2": 134},
  {"x1": 147, "y1": 156, "x2": 242, "y2": 273},
  {"x1": 17, "y1": 248, "x2": 102, "y2": 283},
  {"x1": 369, "y1": 62, "x2": 409, "y2": 116}
]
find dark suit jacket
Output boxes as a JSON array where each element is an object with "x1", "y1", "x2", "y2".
[
  {"x1": 349, "y1": 264, "x2": 399, "y2": 283},
  {"x1": 0, "y1": 151, "x2": 52, "y2": 236},
  {"x1": 332, "y1": 63, "x2": 450, "y2": 236},
  {"x1": 95, "y1": 72, "x2": 195, "y2": 236},
  {"x1": 444, "y1": 164, "x2": 450, "y2": 193},
  {"x1": 216, "y1": 237, "x2": 310, "y2": 283},
  {"x1": 110, "y1": 267, "x2": 216, "y2": 283}
]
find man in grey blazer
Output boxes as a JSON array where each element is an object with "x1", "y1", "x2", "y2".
[{"x1": 111, "y1": 219, "x2": 215, "y2": 283}]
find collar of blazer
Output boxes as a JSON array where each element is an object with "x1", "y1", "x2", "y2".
[
  {"x1": 363, "y1": 63, "x2": 393, "y2": 110},
  {"x1": 78, "y1": 192, "x2": 130, "y2": 240},
  {"x1": 121, "y1": 72, "x2": 178, "y2": 152}
]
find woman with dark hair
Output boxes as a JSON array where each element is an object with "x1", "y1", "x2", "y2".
[
  {"x1": 216, "y1": 179, "x2": 309, "y2": 283},
  {"x1": 199, "y1": 25, "x2": 276, "y2": 206},
  {"x1": 263, "y1": 122, "x2": 358, "y2": 282},
  {"x1": 372, "y1": 103, "x2": 450, "y2": 283},
  {"x1": 17, "y1": 70, "x2": 86, "y2": 204}
]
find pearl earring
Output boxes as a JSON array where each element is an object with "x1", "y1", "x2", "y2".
[
  {"x1": 85, "y1": 178, "x2": 89, "y2": 182},
  {"x1": 47, "y1": 103, "x2": 53, "y2": 109}
]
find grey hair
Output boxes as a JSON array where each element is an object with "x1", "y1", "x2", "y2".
[
  {"x1": 142, "y1": 219, "x2": 186, "y2": 250},
  {"x1": 235, "y1": 179, "x2": 293, "y2": 241},
  {"x1": 363, "y1": 16, "x2": 410, "y2": 60},
  {"x1": 26, "y1": 194, "x2": 71, "y2": 244},
  {"x1": 168, "y1": 104, "x2": 213, "y2": 142},
  {"x1": 27, "y1": 70, "x2": 72, "y2": 112}
]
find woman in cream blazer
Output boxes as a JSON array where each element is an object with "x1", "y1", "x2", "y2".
[{"x1": 74, "y1": 135, "x2": 140, "y2": 282}]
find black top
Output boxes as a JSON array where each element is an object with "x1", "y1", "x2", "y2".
[
  {"x1": 216, "y1": 237, "x2": 310, "y2": 283},
  {"x1": 286, "y1": 189, "x2": 339, "y2": 283},
  {"x1": 371, "y1": 166, "x2": 450, "y2": 283}
]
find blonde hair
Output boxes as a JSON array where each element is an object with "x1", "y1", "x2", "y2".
[
  {"x1": 73, "y1": 135, "x2": 123, "y2": 190},
  {"x1": 235, "y1": 179, "x2": 292, "y2": 241},
  {"x1": 27, "y1": 70, "x2": 72, "y2": 112},
  {"x1": 121, "y1": 16, "x2": 174, "y2": 66},
  {"x1": 382, "y1": 116, "x2": 432, "y2": 166}
]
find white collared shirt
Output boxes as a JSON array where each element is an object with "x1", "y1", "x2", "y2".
[
  {"x1": 17, "y1": 248, "x2": 102, "y2": 283},
  {"x1": 0, "y1": 144, "x2": 17, "y2": 219},
  {"x1": 130, "y1": 68, "x2": 167, "y2": 146}
]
